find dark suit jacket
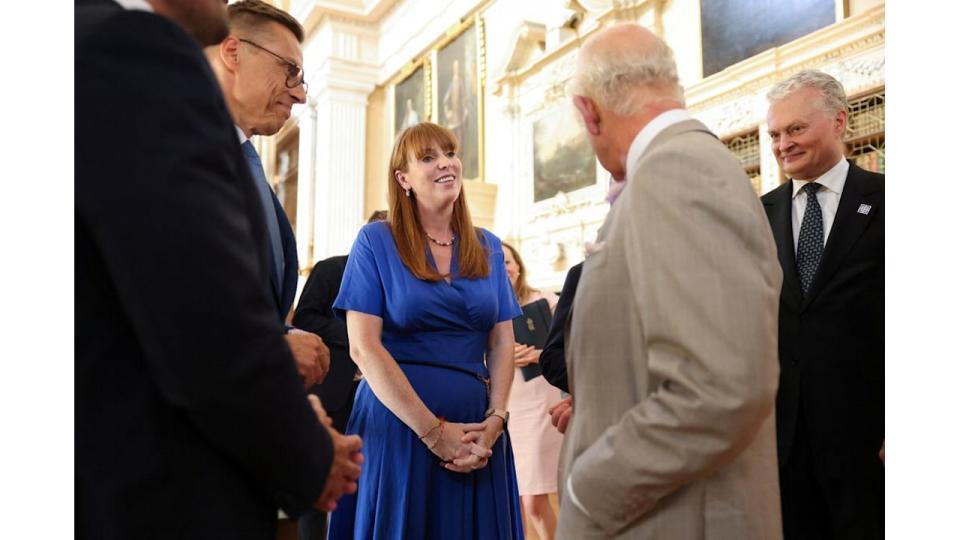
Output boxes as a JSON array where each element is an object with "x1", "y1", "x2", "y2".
[
  {"x1": 761, "y1": 163, "x2": 884, "y2": 496},
  {"x1": 293, "y1": 255, "x2": 357, "y2": 433},
  {"x1": 271, "y1": 193, "x2": 299, "y2": 321},
  {"x1": 76, "y1": 2, "x2": 332, "y2": 538},
  {"x1": 539, "y1": 262, "x2": 582, "y2": 394}
]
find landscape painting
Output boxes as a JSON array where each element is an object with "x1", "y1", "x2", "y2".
[{"x1": 533, "y1": 104, "x2": 597, "y2": 202}]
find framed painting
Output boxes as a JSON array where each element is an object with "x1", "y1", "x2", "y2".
[
  {"x1": 533, "y1": 103, "x2": 597, "y2": 202},
  {"x1": 435, "y1": 18, "x2": 483, "y2": 181},
  {"x1": 701, "y1": 0, "x2": 836, "y2": 77},
  {"x1": 394, "y1": 63, "x2": 428, "y2": 134}
]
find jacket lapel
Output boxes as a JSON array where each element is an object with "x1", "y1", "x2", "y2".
[
  {"x1": 272, "y1": 192, "x2": 299, "y2": 316},
  {"x1": 764, "y1": 184, "x2": 803, "y2": 307},
  {"x1": 800, "y1": 163, "x2": 880, "y2": 310}
]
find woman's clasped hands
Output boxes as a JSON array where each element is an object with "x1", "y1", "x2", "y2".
[{"x1": 422, "y1": 417, "x2": 504, "y2": 473}]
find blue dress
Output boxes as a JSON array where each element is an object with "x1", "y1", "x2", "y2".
[{"x1": 327, "y1": 222, "x2": 524, "y2": 540}]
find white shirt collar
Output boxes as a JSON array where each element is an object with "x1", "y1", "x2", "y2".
[
  {"x1": 235, "y1": 125, "x2": 249, "y2": 145},
  {"x1": 114, "y1": 0, "x2": 154, "y2": 12},
  {"x1": 625, "y1": 108, "x2": 692, "y2": 181},
  {"x1": 791, "y1": 157, "x2": 849, "y2": 199}
]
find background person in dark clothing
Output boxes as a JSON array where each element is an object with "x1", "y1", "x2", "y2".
[{"x1": 293, "y1": 210, "x2": 387, "y2": 540}]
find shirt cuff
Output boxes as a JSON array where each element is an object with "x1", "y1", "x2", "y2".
[{"x1": 566, "y1": 475, "x2": 591, "y2": 518}]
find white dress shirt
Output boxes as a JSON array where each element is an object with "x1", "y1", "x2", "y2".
[
  {"x1": 625, "y1": 108, "x2": 693, "y2": 181},
  {"x1": 791, "y1": 157, "x2": 849, "y2": 253},
  {"x1": 114, "y1": 0, "x2": 153, "y2": 11}
]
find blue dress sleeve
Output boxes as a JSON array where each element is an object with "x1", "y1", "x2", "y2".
[
  {"x1": 485, "y1": 230, "x2": 522, "y2": 323},
  {"x1": 333, "y1": 226, "x2": 386, "y2": 320}
]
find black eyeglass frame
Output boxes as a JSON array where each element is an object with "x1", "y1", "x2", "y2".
[{"x1": 238, "y1": 38, "x2": 308, "y2": 92}]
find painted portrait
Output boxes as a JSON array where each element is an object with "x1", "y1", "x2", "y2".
[
  {"x1": 701, "y1": 0, "x2": 835, "y2": 77},
  {"x1": 394, "y1": 64, "x2": 427, "y2": 134},
  {"x1": 436, "y1": 23, "x2": 481, "y2": 180},
  {"x1": 533, "y1": 103, "x2": 597, "y2": 202}
]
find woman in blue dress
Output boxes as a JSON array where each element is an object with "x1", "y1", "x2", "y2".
[{"x1": 327, "y1": 122, "x2": 524, "y2": 539}]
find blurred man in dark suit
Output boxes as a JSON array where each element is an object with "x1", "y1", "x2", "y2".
[
  {"x1": 76, "y1": 1, "x2": 361, "y2": 538},
  {"x1": 292, "y1": 210, "x2": 387, "y2": 540},
  {"x1": 762, "y1": 69, "x2": 884, "y2": 540}
]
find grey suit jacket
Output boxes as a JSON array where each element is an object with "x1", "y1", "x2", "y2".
[{"x1": 558, "y1": 119, "x2": 784, "y2": 539}]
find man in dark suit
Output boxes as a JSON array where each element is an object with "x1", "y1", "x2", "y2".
[
  {"x1": 76, "y1": 1, "x2": 361, "y2": 538},
  {"x1": 206, "y1": 0, "x2": 328, "y2": 388},
  {"x1": 541, "y1": 262, "x2": 579, "y2": 435},
  {"x1": 292, "y1": 210, "x2": 386, "y2": 540},
  {"x1": 295, "y1": 211, "x2": 388, "y2": 434},
  {"x1": 542, "y1": 180, "x2": 625, "y2": 432},
  {"x1": 539, "y1": 262, "x2": 580, "y2": 395},
  {"x1": 762, "y1": 69, "x2": 884, "y2": 539}
]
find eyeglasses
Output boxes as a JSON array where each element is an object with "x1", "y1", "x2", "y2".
[{"x1": 238, "y1": 38, "x2": 308, "y2": 93}]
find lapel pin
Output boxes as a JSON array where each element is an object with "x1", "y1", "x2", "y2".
[{"x1": 857, "y1": 204, "x2": 872, "y2": 215}]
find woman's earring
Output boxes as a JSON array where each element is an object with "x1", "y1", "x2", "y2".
[{"x1": 405, "y1": 188, "x2": 411, "y2": 198}]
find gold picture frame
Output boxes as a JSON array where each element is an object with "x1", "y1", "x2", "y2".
[
  {"x1": 388, "y1": 14, "x2": 487, "y2": 182},
  {"x1": 432, "y1": 15, "x2": 485, "y2": 182},
  {"x1": 390, "y1": 58, "x2": 431, "y2": 137}
]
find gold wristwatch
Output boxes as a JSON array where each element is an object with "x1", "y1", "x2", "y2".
[{"x1": 484, "y1": 408, "x2": 510, "y2": 429}]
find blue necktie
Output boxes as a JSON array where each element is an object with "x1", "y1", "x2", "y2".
[
  {"x1": 241, "y1": 140, "x2": 285, "y2": 298},
  {"x1": 796, "y1": 182, "x2": 823, "y2": 296}
]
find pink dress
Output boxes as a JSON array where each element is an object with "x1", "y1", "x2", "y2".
[{"x1": 506, "y1": 291, "x2": 564, "y2": 496}]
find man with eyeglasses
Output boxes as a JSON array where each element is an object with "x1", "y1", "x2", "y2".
[
  {"x1": 77, "y1": 0, "x2": 361, "y2": 539},
  {"x1": 206, "y1": 1, "x2": 329, "y2": 392}
]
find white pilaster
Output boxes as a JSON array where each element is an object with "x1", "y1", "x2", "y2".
[
  {"x1": 301, "y1": 17, "x2": 379, "y2": 263},
  {"x1": 295, "y1": 102, "x2": 317, "y2": 267}
]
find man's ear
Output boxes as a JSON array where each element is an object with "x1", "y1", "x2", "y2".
[
  {"x1": 219, "y1": 35, "x2": 241, "y2": 72},
  {"x1": 833, "y1": 109, "x2": 848, "y2": 136},
  {"x1": 573, "y1": 95, "x2": 602, "y2": 136}
]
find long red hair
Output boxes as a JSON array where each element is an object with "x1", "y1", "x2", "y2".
[{"x1": 388, "y1": 122, "x2": 489, "y2": 281}]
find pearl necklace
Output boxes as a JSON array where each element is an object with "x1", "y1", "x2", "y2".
[{"x1": 425, "y1": 231, "x2": 455, "y2": 247}]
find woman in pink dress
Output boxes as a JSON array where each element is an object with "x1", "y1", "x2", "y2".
[{"x1": 502, "y1": 242, "x2": 564, "y2": 540}]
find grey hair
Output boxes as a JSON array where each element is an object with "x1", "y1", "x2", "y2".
[
  {"x1": 767, "y1": 69, "x2": 848, "y2": 116},
  {"x1": 568, "y1": 28, "x2": 684, "y2": 116}
]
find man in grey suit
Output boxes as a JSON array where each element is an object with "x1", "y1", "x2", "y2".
[{"x1": 558, "y1": 23, "x2": 784, "y2": 538}]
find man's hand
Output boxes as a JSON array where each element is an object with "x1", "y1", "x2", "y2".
[
  {"x1": 307, "y1": 393, "x2": 333, "y2": 428},
  {"x1": 309, "y1": 395, "x2": 363, "y2": 512},
  {"x1": 284, "y1": 329, "x2": 330, "y2": 388},
  {"x1": 549, "y1": 396, "x2": 573, "y2": 434}
]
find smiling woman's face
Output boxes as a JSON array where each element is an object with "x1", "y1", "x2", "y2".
[{"x1": 395, "y1": 141, "x2": 463, "y2": 209}]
